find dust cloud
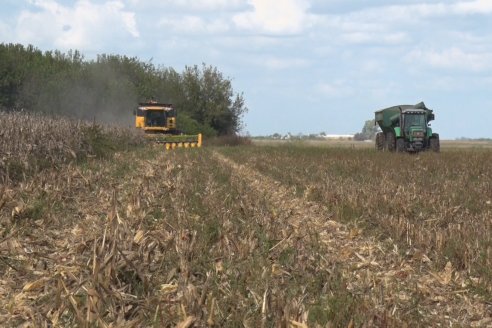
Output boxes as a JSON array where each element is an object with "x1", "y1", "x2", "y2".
[{"x1": 20, "y1": 62, "x2": 137, "y2": 127}]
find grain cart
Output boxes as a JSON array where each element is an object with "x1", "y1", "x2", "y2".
[
  {"x1": 375, "y1": 102, "x2": 440, "y2": 152},
  {"x1": 134, "y1": 101, "x2": 202, "y2": 150}
]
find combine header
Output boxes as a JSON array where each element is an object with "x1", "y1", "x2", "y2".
[{"x1": 134, "y1": 101, "x2": 202, "y2": 149}]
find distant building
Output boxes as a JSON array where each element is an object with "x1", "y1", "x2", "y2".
[
  {"x1": 323, "y1": 134, "x2": 354, "y2": 140},
  {"x1": 282, "y1": 132, "x2": 292, "y2": 140}
]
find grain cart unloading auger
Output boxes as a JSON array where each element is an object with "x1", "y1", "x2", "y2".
[
  {"x1": 134, "y1": 101, "x2": 202, "y2": 150},
  {"x1": 375, "y1": 102, "x2": 440, "y2": 153}
]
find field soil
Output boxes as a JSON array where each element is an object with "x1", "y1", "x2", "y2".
[
  {"x1": 212, "y1": 149, "x2": 492, "y2": 326},
  {"x1": 1, "y1": 143, "x2": 491, "y2": 327},
  {"x1": 252, "y1": 138, "x2": 492, "y2": 150}
]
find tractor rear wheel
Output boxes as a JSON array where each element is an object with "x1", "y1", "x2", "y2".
[
  {"x1": 386, "y1": 132, "x2": 396, "y2": 152},
  {"x1": 396, "y1": 138, "x2": 405, "y2": 152},
  {"x1": 376, "y1": 132, "x2": 385, "y2": 151},
  {"x1": 430, "y1": 133, "x2": 440, "y2": 152}
]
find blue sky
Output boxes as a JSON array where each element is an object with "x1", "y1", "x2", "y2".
[{"x1": 1, "y1": 0, "x2": 492, "y2": 138}]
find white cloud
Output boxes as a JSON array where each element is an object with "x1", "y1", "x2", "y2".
[
  {"x1": 308, "y1": 0, "x2": 492, "y2": 50},
  {"x1": 16, "y1": 0, "x2": 139, "y2": 50},
  {"x1": 406, "y1": 47, "x2": 492, "y2": 71},
  {"x1": 127, "y1": 0, "x2": 244, "y2": 11},
  {"x1": 260, "y1": 57, "x2": 309, "y2": 70},
  {"x1": 452, "y1": 0, "x2": 492, "y2": 15},
  {"x1": 341, "y1": 31, "x2": 409, "y2": 45},
  {"x1": 359, "y1": 60, "x2": 384, "y2": 75},
  {"x1": 347, "y1": 1, "x2": 492, "y2": 23},
  {"x1": 158, "y1": 15, "x2": 229, "y2": 34},
  {"x1": 0, "y1": 20, "x2": 11, "y2": 41},
  {"x1": 316, "y1": 80, "x2": 354, "y2": 98},
  {"x1": 233, "y1": 0, "x2": 311, "y2": 34}
]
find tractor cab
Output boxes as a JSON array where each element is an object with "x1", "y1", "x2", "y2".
[{"x1": 402, "y1": 111, "x2": 427, "y2": 136}]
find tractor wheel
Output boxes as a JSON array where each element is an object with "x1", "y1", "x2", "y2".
[
  {"x1": 396, "y1": 138, "x2": 406, "y2": 153},
  {"x1": 375, "y1": 132, "x2": 385, "y2": 151},
  {"x1": 430, "y1": 133, "x2": 440, "y2": 152},
  {"x1": 386, "y1": 132, "x2": 396, "y2": 152}
]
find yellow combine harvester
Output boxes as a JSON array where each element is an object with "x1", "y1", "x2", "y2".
[{"x1": 134, "y1": 101, "x2": 202, "y2": 149}]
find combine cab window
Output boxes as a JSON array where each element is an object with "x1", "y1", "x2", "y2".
[{"x1": 146, "y1": 111, "x2": 166, "y2": 127}]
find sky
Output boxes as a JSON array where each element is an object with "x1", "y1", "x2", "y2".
[{"x1": 1, "y1": 0, "x2": 492, "y2": 139}]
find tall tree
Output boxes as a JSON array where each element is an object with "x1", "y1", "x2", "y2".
[
  {"x1": 0, "y1": 43, "x2": 247, "y2": 136},
  {"x1": 354, "y1": 119, "x2": 378, "y2": 141}
]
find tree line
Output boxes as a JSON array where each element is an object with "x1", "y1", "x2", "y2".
[
  {"x1": 0, "y1": 43, "x2": 247, "y2": 136},
  {"x1": 354, "y1": 119, "x2": 378, "y2": 141}
]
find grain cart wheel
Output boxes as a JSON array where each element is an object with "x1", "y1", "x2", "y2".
[
  {"x1": 396, "y1": 138, "x2": 405, "y2": 153},
  {"x1": 375, "y1": 132, "x2": 385, "y2": 151},
  {"x1": 386, "y1": 132, "x2": 396, "y2": 152},
  {"x1": 430, "y1": 133, "x2": 440, "y2": 152}
]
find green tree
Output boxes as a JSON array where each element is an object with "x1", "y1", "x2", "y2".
[
  {"x1": 178, "y1": 64, "x2": 247, "y2": 135},
  {"x1": 354, "y1": 119, "x2": 378, "y2": 141},
  {"x1": 0, "y1": 43, "x2": 247, "y2": 136}
]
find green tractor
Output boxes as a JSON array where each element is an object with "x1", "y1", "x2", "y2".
[{"x1": 375, "y1": 102, "x2": 440, "y2": 153}]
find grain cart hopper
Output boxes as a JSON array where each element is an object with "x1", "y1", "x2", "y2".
[
  {"x1": 134, "y1": 101, "x2": 202, "y2": 150},
  {"x1": 375, "y1": 102, "x2": 439, "y2": 152}
]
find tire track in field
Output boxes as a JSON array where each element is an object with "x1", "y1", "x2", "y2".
[{"x1": 212, "y1": 150, "x2": 491, "y2": 326}]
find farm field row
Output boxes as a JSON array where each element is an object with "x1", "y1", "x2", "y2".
[
  {"x1": 1, "y1": 143, "x2": 491, "y2": 326},
  {"x1": 252, "y1": 138, "x2": 492, "y2": 150},
  {"x1": 216, "y1": 145, "x2": 492, "y2": 325},
  {"x1": 219, "y1": 145, "x2": 492, "y2": 279}
]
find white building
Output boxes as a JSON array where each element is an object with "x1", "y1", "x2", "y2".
[{"x1": 323, "y1": 134, "x2": 354, "y2": 140}]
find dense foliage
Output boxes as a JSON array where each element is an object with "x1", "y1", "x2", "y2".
[
  {"x1": 354, "y1": 119, "x2": 378, "y2": 141},
  {"x1": 0, "y1": 43, "x2": 247, "y2": 136}
]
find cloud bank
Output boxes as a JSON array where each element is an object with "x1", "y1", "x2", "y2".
[
  {"x1": 2, "y1": 0, "x2": 492, "y2": 137},
  {"x1": 16, "y1": 0, "x2": 139, "y2": 50}
]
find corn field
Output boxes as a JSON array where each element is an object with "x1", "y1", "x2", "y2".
[
  {"x1": 0, "y1": 111, "x2": 143, "y2": 182},
  {"x1": 0, "y1": 112, "x2": 491, "y2": 327}
]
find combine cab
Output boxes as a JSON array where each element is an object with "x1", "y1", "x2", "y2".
[{"x1": 134, "y1": 101, "x2": 202, "y2": 149}]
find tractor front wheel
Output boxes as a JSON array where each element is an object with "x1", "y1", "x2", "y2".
[
  {"x1": 396, "y1": 138, "x2": 406, "y2": 153},
  {"x1": 386, "y1": 132, "x2": 396, "y2": 152},
  {"x1": 430, "y1": 134, "x2": 440, "y2": 152},
  {"x1": 376, "y1": 132, "x2": 385, "y2": 151}
]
